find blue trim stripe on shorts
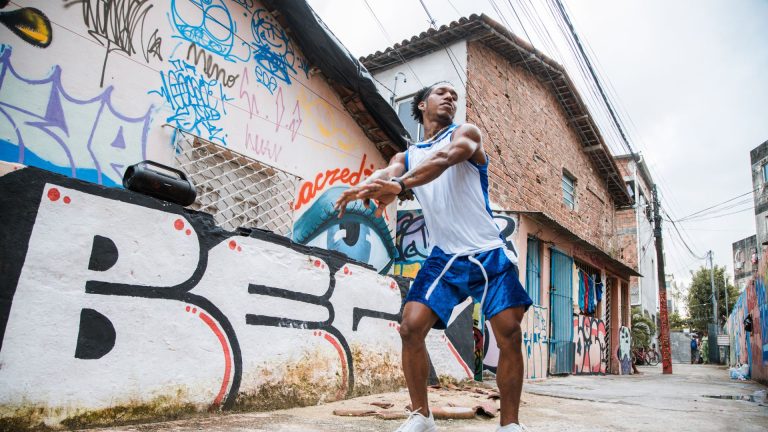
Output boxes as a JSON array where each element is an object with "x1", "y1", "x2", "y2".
[{"x1": 406, "y1": 245, "x2": 533, "y2": 329}]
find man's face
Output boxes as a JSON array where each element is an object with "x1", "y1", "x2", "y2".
[{"x1": 420, "y1": 84, "x2": 458, "y2": 122}]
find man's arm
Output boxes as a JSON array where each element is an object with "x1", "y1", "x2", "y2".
[
  {"x1": 363, "y1": 152, "x2": 407, "y2": 184},
  {"x1": 333, "y1": 152, "x2": 406, "y2": 218},
  {"x1": 335, "y1": 124, "x2": 483, "y2": 218},
  {"x1": 398, "y1": 124, "x2": 483, "y2": 189}
]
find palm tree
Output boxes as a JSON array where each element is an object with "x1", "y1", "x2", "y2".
[{"x1": 631, "y1": 306, "x2": 657, "y2": 350}]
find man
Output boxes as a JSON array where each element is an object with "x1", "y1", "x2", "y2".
[
  {"x1": 334, "y1": 83, "x2": 532, "y2": 432},
  {"x1": 690, "y1": 336, "x2": 698, "y2": 364}
]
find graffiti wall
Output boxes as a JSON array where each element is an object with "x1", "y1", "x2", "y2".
[
  {"x1": 393, "y1": 209, "x2": 519, "y2": 278},
  {"x1": 618, "y1": 326, "x2": 632, "y2": 375},
  {"x1": 727, "y1": 256, "x2": 768, "y2": 383},
  {"x1": 573, "y1": 315, "x2": 608, "y2": 375},
  {"x1": 393, "y1": 209, "x2": 527, "y2": 378},
  {"x1": 0, "y1": 0, "x2": 394, "y2": 272},
  {"x1": 483, "y1": 305, "x2": 548, "y2": 379},
  {"x1": 0, "y1": 167, "x2": 469, "y2": 427}
]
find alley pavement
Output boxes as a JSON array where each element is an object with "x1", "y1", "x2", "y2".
[{"x1": 82, "y1": 364, "x2": 767, "y2": 432}]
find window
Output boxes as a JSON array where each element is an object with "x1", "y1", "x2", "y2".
[
  {"x1": 396, "y1": 98, "x2": 423, "y2": 142},
  {"x1": 525, "y1": 237, "x2": 541, "y2": 305},
  {"x1": 763, "y1": 163, "x2": 768, "y2": 182},
  {"x1": 625, "y1": 180, "x2": 636, "y2": 202},
  {"x1": 562, "y1": 171, "x2": 576, "y2": 209}
]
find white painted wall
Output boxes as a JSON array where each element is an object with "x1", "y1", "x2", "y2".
[
  {"x1": 0, "y1": 165, "x2": 475, "y2": 426},
  {"x1": 370, "y1": 40, "x2": 468, "y2": 140},
  {"x1": 0, "y1": 0, "x2": 399, "y2": 273}
]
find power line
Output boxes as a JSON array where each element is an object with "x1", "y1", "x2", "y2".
[
  {"x1": 674, "y1": 189, "x2": 757, "y2": 221},
  {"x1": 552, "y1": 0, "x2": 634, "y2": 156},
  {"x1": 363, "y1": 0, "x2": 425, "y2": 88},
  {"x1": 662, "y1": 208, "x2": 708, "y2": 260}
]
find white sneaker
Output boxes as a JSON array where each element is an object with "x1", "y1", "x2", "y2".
[
  {"x1": 497, "y1": 423, "x2": 528, "y2": 432},
  {"x1": 394, "y1": 410, "x2": 437, "y2": 432}
]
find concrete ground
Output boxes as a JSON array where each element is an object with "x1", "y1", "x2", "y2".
[{"x1": 83, "y1": 364, "x2": 767, "y2": 432}]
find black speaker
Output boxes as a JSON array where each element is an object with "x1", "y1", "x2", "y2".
[{"x1": 122, "y1": 161, "x2": 197, "y2": 206}]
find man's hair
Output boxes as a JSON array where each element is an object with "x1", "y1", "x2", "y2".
[{"x1": 410, "y1": 81, "x2": 453, "y2": 124}]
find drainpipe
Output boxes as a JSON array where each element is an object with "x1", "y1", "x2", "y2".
[{"x1": 634, "y1": 156, "x2": 642, "y2": 311}]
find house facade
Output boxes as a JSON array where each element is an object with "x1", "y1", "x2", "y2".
[
  {"x1": 363, "y1": 14, "x2": 640, "y2": 377},
  {"x1": 615, "y1": 155, "x2": 659, "y2": 324},
  {"x1": 0, "y1": 0, "x2": 486, "y2": 427}
]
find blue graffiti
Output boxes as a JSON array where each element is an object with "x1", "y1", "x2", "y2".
[
  {"x1": 250, "y1": 9, "x2": 297, "y2": 93},
  {"x1": 170, "y1": 0, "x2": 250, "y2": 63},
  {"x1": 0, "y1": 46, "x2": 150, "y2": 186},
  {"x1": 756, "y1": 277, "x2": 768, "y2": 362},
  {"x1": 151, "y1": 59, "x2": 231, "y2": 145},
  {"x1": 232, "y1": 0, "x2": 255, "y2": 10},
  {"x1": 298, "y1": 57, "x2": 311, "y2": 79},
  {"x1": 292, "y1": 186, "x2": 395, "y2": 274}
]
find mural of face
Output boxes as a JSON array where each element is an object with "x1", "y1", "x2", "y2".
[{"x1": 292, "y1": 186, "x2": 395, "y2": 273}]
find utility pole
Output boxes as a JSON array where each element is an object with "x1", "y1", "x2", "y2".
[
  {"x1": 709, "y1": 251, "x2": 718, "y2": 326},
  {"x1": 652, "y1": 185, "x2": 672, "y2": 374}
]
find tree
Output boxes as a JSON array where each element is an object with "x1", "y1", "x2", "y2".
[
  {"x1": 668, "y1": 311, "x2": 689, "y2": 331},
  {"x1": 631, "y1": 306, "x2": 657, "y2": 349},
  {"x1": 686, "y1": 265, "x2": 739, "y2": 335}
]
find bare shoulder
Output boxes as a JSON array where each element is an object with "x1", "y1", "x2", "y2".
[{"x1": 452, "y1": 123, "x2": 482, "y2": 142}]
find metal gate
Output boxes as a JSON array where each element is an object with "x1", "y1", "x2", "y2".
[{"x1": 550, "y1": 249, "x2": 574, "y2": 375}]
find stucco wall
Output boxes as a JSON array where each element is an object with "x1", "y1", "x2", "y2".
[
  {"x1": 0, "y1": 166, "x2": 476, "y2": 428},
  {"x1": 0, "y1": 0, "x2": 397, "y2": 274}
]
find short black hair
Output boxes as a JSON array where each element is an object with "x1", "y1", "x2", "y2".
[
  {"x1": 410, "y1": 85, "x2": 433, "y2": 124},
  {"x1": 410, "y1": 81, "x2": 453, "y2": 124}
]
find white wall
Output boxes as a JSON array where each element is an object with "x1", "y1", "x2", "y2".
[
  {"x1": 370, "y1": 40, "x2": 468, "y2": 138},
  {"x1": 0, "y1": 165, "x2": 475, "y2": 427},
  {"x1": 0, "y1": 0, "x2": 398, "y2": 273}
]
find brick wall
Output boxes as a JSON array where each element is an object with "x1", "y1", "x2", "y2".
[{"x1": 465, "y1": 41, "x2": 617, "y2": 252}]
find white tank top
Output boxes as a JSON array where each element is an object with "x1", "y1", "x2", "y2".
[{"x1": 405, "y1": 124, "x2": 511, "y2": 260}]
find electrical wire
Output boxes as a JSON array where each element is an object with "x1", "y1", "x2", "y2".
[{"x1": 362, "y1": 0, "x2": 425, "y2": 88}]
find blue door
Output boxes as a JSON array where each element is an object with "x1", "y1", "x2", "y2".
[
  {"x1": 525, "y1": 237, "x2": 541, "y2": 305},
  {"x1": 550, "y1": 249, "x2": 574, "y2": 375}
]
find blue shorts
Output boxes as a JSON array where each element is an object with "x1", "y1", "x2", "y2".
[{"x1": 405, "y1": 246, "x2": 533, "y2": 329}]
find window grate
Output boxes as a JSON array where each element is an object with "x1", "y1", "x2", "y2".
[{"x1": 173, "y1": 131, "x2": 301, "y2": 236}]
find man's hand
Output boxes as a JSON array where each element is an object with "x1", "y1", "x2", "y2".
[{"x1": 333, "y1": 179, "x2": 401, "y2": 218}]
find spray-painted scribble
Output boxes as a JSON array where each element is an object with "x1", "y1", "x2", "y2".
[
  {"x1": 0, "y1": 2, "x2": 52, "y2": 48},
  {"x1": 232, "y1": 0, "x2": 255, "y2": 10},
  {"x1": 143, "y1": 28, "x2": 163, "y2": 61},
  {"x1": 484, "y1": 305, "x2": 547, "y2": 379},
  {"x1": 65, "y1": 0, "x2": 155, "y2": 87},
  {"x1": 171, "y1": 0, "x2": 250, "y2": 63},
  {"x1": 493, "y1": 213, "x2": 518, "y2": 257},
  {"x1": 573, "y1": 315, "x2": 608, "y2": 375},
  {"x1": 298, "y1": 57, "x2": 311, "y2": 78},
  {"x1": 152, "y1": 59, "x2": 231, "y2": 146},
  {"x1": 250, "y1": 9, "x2": 296, "y2": 93},
  {"x1": 272, "y1": 86, "x2": 303, "y2": 141},
  {"x1": 0, "y1": 47, "x2": 150, "y2": 186},
  {"x1": 243, "y1": 124, "x2": 282, "y2": 163},
  {"x1": 186, "y1": 43, "x2": 239, "y2": 88},
  {"x1": 619, "y1": 326, "x2": 631, "y2": 374}
]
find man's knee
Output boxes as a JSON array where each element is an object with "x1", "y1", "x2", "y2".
[
  {"x1": 495, "y1": 320, "x2": 523, "y2": 352},
  {"x1": 399, "y1": 320, "x2": 429, "y2": 345}
]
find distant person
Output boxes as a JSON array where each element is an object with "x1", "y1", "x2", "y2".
[{"x1": 690, "y1": 336, "x2": 698, "y2": 364}]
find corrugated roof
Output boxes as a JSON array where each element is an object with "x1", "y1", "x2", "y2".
[{"x1": 361, "y1": 14, "x2": 633, "y2": 207}]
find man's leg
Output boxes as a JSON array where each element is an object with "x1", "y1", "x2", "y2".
[
  {"x1": 400, "y1": 301, "x2": 439, "y2": 417},
  {"x1": 489, "y1": 306, "x2": 527, "y2": 426}
]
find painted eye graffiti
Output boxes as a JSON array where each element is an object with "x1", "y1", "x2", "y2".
[{"x1": 292, "y1": 186, "x2": 396, "y2": 273}]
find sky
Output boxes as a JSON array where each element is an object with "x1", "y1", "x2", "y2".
[{"x1": 307, "y1": 0, "x2": 768, "y2": 292}]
